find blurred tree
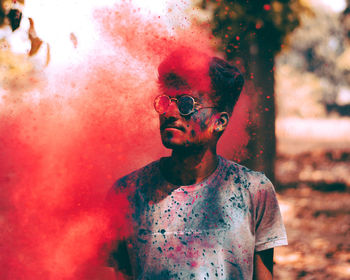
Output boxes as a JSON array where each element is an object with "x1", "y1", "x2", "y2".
[
  {"x1": 344, "y1": 1, "x2": 350, "y2": 40},
  {"x1": 276, "y1": 4, "x2": 350, "y2": 117},
  {"x1": 278, "y1": 8, "x2": 348, "y2": 105},
  {"x1": 199, "y1": 0, "x2": 307, "y2": 182}
]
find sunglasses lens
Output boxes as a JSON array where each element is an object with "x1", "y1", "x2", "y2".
[
  {"x1": 154, "y1": 95, "x2": 195, "y2": 115},
  {"x1": 178, "y1": 95, "x2": 194, "y2": 115},
  {"x1": 154, "y1": 95, "x2": 170, "y2": 114}
]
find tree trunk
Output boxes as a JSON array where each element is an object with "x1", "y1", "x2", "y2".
[{"x1": 240, "y1": 40, "x2": 276, "y2": 184}]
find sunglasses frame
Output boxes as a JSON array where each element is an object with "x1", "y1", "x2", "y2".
[{"x1": 154, "y1": 94, "x2": 216, "y2": 116}]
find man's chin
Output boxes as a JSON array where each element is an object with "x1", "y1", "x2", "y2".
[{"x1": 161, "y1": 138, "x2": 189, "y2": 150}]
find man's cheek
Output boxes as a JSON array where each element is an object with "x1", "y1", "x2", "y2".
[{"x1": 192, "y1": 113, "x2": 210, "y2": 130}]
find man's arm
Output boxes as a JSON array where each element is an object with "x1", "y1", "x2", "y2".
[
  {"x1": 109, "y1": 240, "x2": 133, "y2": 280},
  {"x1": 253, "y1": 248, "x2": 274, "y2": 280}
]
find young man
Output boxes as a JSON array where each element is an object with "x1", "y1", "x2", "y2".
[{"x1": 108, "y1": 48, "x2": 287, "y2": 279}]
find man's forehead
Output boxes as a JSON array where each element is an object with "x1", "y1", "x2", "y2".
[
  {"x1": 158, "y1": 47, "x2": 213, "y2": 93},
  {"x1": 162, "y1": 87, "x2": 214, "y2": 101},
  {"x1": 162, "y1": 87, "x2": 191, "y2": 96}
]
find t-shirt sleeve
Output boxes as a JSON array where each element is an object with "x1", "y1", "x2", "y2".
[
  {"x1": 105, "y1": 176, "x2": 134, "y2": 272},
  {"x1": 253, "y1": 174, "x2": 288, "y2": 252}
]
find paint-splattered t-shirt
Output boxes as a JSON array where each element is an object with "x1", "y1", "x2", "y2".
[{"x1": 109, "y1": 156, "x2": 287, "y2": 280}]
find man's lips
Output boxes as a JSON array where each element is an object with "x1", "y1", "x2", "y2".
[{"x1": 160, "y1": 124, "x2": 185, "y2": 132}]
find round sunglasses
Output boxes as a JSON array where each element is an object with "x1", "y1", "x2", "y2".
[{"x1": 154, "y1": 94, "x2": 216, "y2": 116}]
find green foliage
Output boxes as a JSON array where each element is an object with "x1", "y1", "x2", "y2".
[{"x1": 200, "y1": 0, "x2": 305, "y2": 59}]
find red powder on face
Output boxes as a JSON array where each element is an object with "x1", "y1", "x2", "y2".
[{"x1": 0, "y1": 2, "x2": 251, "y2": 279}]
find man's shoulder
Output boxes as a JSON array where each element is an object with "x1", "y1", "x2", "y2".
[
  {"x1": 220, "y1": 156, "x2": 266, "y2": 179},
  {"x1": 110, "y1": 159, "x2": 161, "y2": 193},
  {"x1": 219, "y1": 156, "x2": 272, "y2": 190}
]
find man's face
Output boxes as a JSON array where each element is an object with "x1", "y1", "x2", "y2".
[{"x1": 158, "y1": 88, "x2": 218, "y2": 150}]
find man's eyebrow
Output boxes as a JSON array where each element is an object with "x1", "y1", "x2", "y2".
[{"x1": 163, "y1": 91, "x2": 199, "y2": 100}]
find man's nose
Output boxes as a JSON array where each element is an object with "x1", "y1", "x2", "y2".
[{"x1": 165, "y1": 99, "x2": 180, "y2": 117}]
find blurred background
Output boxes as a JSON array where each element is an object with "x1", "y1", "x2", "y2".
[
  {"x1": 200, "y1": 1, "x2": 350, "y2": 279},
  {"x1": 1, "y1": 0, "x2": 349, "y2": 279},
  {"x1": 197, "y1": 1, "x2": 350, "y2": 279}
]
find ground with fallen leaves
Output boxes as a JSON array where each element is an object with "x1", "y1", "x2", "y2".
[
  {"x1": 274, "y1": 186, "x2": 350, "y2": 280},
  {"x1": 273, "y1": 121, "x2": 350, "y2": 280}
]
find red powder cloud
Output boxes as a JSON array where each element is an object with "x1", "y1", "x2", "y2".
[{"x1": 0, "y1": 2, "x2": 251, "y2": 279}]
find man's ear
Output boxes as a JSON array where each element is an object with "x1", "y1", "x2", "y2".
[{"x1": 214, "y1": 112, "x2": 229, "y2": 133}]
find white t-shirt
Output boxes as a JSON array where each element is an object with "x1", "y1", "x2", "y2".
[{"x1": 109, "y1": 156, "x2": 288, "y2": 279}]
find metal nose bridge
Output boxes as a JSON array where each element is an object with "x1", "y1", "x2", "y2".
[
  {"x1": 169, "y1": 97, "x2": 178, "y2": 104},
  {"x1": 168, "y1": 97, "x2": 180, "y2": 111}
]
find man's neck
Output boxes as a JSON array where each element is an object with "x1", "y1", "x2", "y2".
[{"x1": 161, "y1": 145, "x2": 218, "y2": 186}]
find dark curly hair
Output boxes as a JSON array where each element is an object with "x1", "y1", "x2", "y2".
[
  {"x1": 208, "y1": 57, "x2": 244, "y2": 114},
  {"x1": 158, "y1": 48, "x2": 244, "y2": 115}
]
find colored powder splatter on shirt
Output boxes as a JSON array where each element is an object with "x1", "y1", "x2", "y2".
[{"x1": 109, "y1": 156, "x2": 288, "y2": 279}]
